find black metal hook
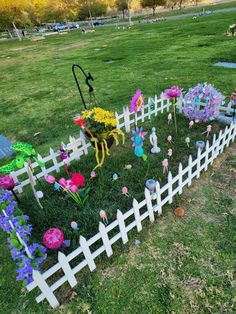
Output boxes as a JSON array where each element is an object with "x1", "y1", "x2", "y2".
[{"x1": 72, "y1": 64, "x2": 94, "y2": 110}]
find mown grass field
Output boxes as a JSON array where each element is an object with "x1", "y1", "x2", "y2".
[{"x1": 0, "y1": 5, "x2": 236, "y2": 314}]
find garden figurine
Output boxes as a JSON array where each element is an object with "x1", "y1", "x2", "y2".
[
  {"x1": 122, "y1": 186, "x2": 129, "y2": 197},
  {"x1": 149, "y1": 127, "x2": 161, "y2": 154},
  {"x1": 185, "y1": 137, "x2": 190, "y2": 147},
  {"x1": 167, "y1": 148, "x2": 173, "y2": 158},
  {"x1": 189, "y1": 121, "x2": 194, "y2": 128},
  {"x1": 100, "y1": 210, "x2": 108, "y2": 225},
  {"x1": 162, "y1": 159, "x2": 169, "y2": 174},
  {"x1": 131, "y1": 127, "x2": 147, "y2": 160},
  {"x1": 167, "y1": 135, "x2": 173, "y2": 144},
  {"x1": 168, "y1": 113, "x2": 172, "y2": 125},
  {"x1": 202, "y1": 124, "x2": 212, "y2": 137}
]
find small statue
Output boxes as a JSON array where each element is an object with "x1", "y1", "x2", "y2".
[{"x1": 149, "y1": 127, "x2": 161, "y2": 154}]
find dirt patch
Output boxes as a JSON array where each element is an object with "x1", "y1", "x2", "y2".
[
  {"x1": 10, "y1": 45, "x2": 35, "y2": 52},
  {"x1": 56, "y1": 42, "x2": 88, "y2": 51}
]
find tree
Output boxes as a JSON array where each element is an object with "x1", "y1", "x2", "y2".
[
  {"x1": 115, "y1": 0, "x2": 128, "y2": 19},
  {"x1": 78, "y1": 0, "x2": 108, "y2": 21},
  {"x1": 0, "y1": 0, "x2": 29, "y2": 40},
  {"x1": 140, "y1": 0, "x2": 166, "y2": 15}
]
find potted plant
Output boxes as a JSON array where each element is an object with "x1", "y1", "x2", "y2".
[{"x1": 74, "y1": 108, "x2": 124, "y2": 169}]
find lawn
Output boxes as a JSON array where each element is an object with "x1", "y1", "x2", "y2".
[{"x1": 0, "y1": 6, "x2": 236, "y2": 314}]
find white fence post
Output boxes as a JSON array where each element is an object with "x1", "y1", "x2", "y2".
[
  {"x1": 166, "y1": 99, "x2": 171, "y2": 112},
  {"x1": 155, "y1": 181, "x2": 162, "y2": 215},
  {"x1": 58, "y1": 252, "x2": 77, "y2": 288},
  {"x1": 79, "y1": 236, "x2": 96, "y2": 271},
  {"x1": 204, "y1": 141, "x2": 210, "y2": 171},
  {"x1": 117, "y1": 210, "x2": 128, "y2": 244},
  {"x1": 188, "y1": 155, "x2": 193, "y2": 187},
  {"x1": 220, "y1": 126, "x2": 228, "y2": 153},
  {"x1": 178, "y1": 163, "x2": 183, "y2": 195},
  {"x1": 49, "y1": 147, "x2": 60, "y2": 173},
  {"x1": 196, "y1": 148, "x2": 201, "y2": 179},
  {"x1": 133, "y1": 198, "x2": 142, "y2": 232},
  {"x1": 124, "y1": 106, "x2": 131, "y2": 133},
  {"x1": 145, "y1": 188, "x2": 155, "y2": 222},
  {"x1": 211, "y1": 134, "x2": 216, "y2": 165},
  {"x1": 226, "y1": 123, "x2": 233, "y2": 147},
  {"x1": 69, "y1": 136, "x2": 81, "y2": 160},
  {"x1": 32, "y1": 270, "x2": 60, "y2": 308},
  {"x1": 99, "y1": 222, "x2": 113, "y2": 257},
  {"x1": 168, "y1": 172, "x2": 173, "y2": 204}
]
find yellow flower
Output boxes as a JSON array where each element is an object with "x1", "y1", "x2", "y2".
[{"x1": 81, "y1": 110, "x2": 91, "y2": 119}]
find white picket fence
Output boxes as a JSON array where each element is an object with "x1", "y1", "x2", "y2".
[{"x1": 25, "y1": 121, "x2": 236, "y2": 308}]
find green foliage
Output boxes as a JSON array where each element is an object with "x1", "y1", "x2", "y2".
[
  {"x1": 78, "y1": 0, "x2": 108, "y2": 20},
  {"x1": 141, "y1": 0, "x2": 166, "y2": 14}
]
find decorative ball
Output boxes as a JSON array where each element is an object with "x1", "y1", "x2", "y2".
[
  {"x1": 0, "y1": 175, "x2": 15, "y2": 190},
  {"x1": 174, "y1": 207, "x2": 185, "y2": 217},
  {"x1": 43, "y1": 228, "x2": 64, "y2": 250}
]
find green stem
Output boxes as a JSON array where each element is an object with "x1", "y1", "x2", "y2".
[{"x1": 173, "y1": 99, "x2": 178, "y2": 134}]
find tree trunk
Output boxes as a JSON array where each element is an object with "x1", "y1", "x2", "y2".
[
  {"x1": 89, "y1": 9, "x2": 94, "y2": 28},
  {"x1": 122, "y1": 10, "x2": 125, "y2": 19},
  {"x1": 153, "y1": 7, "x2": 155, "y2": 15},
  {"x1": 12, "y1": 21, "x2": 22, "y2": 41},
  {"x1": 7, "y1": 29, "x2": 13, "y2": 38},
  {"x1": 127, "y1": 0, "x2": 132, "y2": 25}
]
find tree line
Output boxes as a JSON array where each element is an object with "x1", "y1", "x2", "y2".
[{"x1": 0, "y1": 0, "x2": 196, "y2": 31}]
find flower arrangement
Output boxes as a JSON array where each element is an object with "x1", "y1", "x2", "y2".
[
  {"x1": 45, "y1": 173, "x2": 89, "y2": 209},
  {"x1": 74, "y1": 107, "x2": 125, "y2": 169},
  {"x1": 0, "y1": 190, "x2": 46, "y2": 285},
  {"x1": 163, "y1": 86, "x2": 183, "y2": 133},
  {"x1": 183, "y1": 83, "x2": 225, "y2": 122}
]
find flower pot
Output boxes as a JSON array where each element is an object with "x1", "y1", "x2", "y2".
[{"x1": 85, "y1": 131, "x2": 114, "y2": 151}]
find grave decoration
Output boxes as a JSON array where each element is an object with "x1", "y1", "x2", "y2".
[
  {"x1": 45, "y1": 173, "x2": 89, "y2": 209},
  {"x1": 74, "y1": 108, "x2": 125, "y2": 169},
  {"x1": 149, "y1": 127, "x2": 161, "y2": 154},
  {"x1": 43, "y1": 228, "x2": 64, "y2": 250},
  {"x1": 0, "y1": 142, "x2": 45, "y2": 208},
  {"x1": 0, "y1": 190, "x2": 47, "y2": 285},
  {"x1": 72, "y1": 64, "x2": 125, "y2": 169},
  {"x1": 131, "y1": 127, "x2": 147, "y2": 161},
  {"x1": 230, "y1": 91, "x2": 236, "y2": 122},
  {"x1": 130, "y1": 89, "x2": 144, "y2": 125},
  {"x1": 163, "y1": 86, "x2": 182, "y2": 133},
  {"x1": 0, "y1": 174, "x2": 20, "y2": 203},
  {"x1": 183, "y1": 83, "x2": 225, "y2": 122}
]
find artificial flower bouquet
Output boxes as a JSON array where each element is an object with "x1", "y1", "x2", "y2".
[{"x1": 74, "y1": 107, "x2": 125, "y2": 169}]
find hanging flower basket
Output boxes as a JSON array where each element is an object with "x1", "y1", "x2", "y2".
[{"x1": 74, "y1": 108, "x2": 125, "y2": 169}]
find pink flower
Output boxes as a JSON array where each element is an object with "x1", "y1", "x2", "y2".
[
  {"x1": 71, "y1": 173, "x2": 85, "y2": 187},
  {"x1": 0, "y1": 175, "x2": 15, "y2": 190},
  {"x1": 59, "y1": 178, "x2": 67, "y2": 187},
  {"x1": 70, "y1": 185, "x2": 78, "y2": 193},
  {"x1": 167, "y1": 135, "x2": 173, "y2": 143},
  {"x1": 164, "y1": 86, "x2": 182, "y2": 99},
  {"x1": 130, "y1": 89, "x2": 144, "y2": 113},
  {"x1": 43, "y1": 228, "x2": 64, "y2": 250},
  {"x1": 45, "y1": 175, "x2": 56, "y2": 184}
]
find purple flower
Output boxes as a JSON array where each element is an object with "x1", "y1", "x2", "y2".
[
  {"x1": 130, "y1": 89, "x2": 144, "y2": 113},
  {"x1": 164, "y1": 86, "x2": 182, "y2": 99}
]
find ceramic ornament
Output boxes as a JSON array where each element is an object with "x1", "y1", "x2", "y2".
[
  {"x1": 124, "y1": 164, "x2": 132, "y2": 170},
  {"x1": 71, "y1": 221, "x2": 79, "y2": 231},
  {"x1": 162, "y1": 159, "x2": 169, "y2": 174},
  {"x1": 168, "y1": 113, "x2": 172, "y2": 125},
  {"x1": 167, "y1": 148, "x2": 173, "y2": 158},
  {"x1": 149, "y1": 127, "x2": 161, "y2": 154},
  {"x1": 122, "y1": 186, "x2": 129, "y2": 197},
  {"x1": 185, "y1": 137, "x2": 190, "y2": 147},
  {"x1": 167, "y1": 135, "x2": 173, "y2": 144},
  {"x1": 202, "y1": 124, "x2": 212, "y2": 137},
  {"x1": 90, "y1": 171, "x2": 97, "y2": 178},
  {"x1": 189, "y1": 121, "x2": 194, "y2": 128},
  {"x1": 145, "y1": 179, "x2": 156, "y2": 193},
  {"x1": 112, "y1": 173, "x2": 119, "y2": 181},
  {"x1": 100, "y1": 210, "x2": 108, "y2": 224}
]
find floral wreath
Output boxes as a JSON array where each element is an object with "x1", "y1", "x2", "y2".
[{"x1": 182, "y1": 83, "x2": 225, "y2": 122}]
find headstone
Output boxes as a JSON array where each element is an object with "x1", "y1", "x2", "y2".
[
  {"x1": 214, "y1": 62, "x2": 236, "y2": 69},
  {"x1": 0, "y1": 135, "x2": 14, "y2": 159}
]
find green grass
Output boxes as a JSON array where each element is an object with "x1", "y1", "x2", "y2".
[{"x1": 0, "y1": 6, "x2": 236, "y2": 314}]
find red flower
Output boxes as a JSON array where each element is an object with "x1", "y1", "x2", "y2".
[
  {"x1": 74, "y1": 116, "x2": 86, "y2": 129},
  {"x1": 71, "y1": 173, "x2": 85, "y2": 187}
]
